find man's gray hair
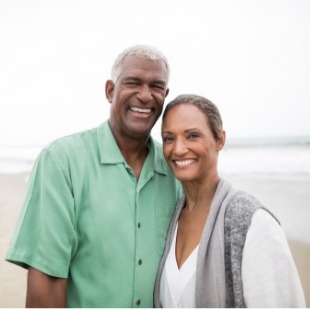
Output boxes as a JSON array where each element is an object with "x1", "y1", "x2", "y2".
[{"x1": 111, "y1": 45, "x2": 170, "y2": 82}]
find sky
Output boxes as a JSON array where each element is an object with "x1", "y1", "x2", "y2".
[{"x1": 0, "y1": 0, "x2": 310, "y2": 147}]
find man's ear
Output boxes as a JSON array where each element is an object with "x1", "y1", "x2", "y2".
[
  {"x1": 217, "y1": 130, "x2": 226, "y2": 151},
  {"x1": 105, "y1": 80, "x2": 115, "y2": 103},
  {"x1": 165, "y1": 88, "x2": 170, "y2": 98}
]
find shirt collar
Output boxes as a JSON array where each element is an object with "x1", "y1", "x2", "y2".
[{"x1": 97, "y1": 121, "x2": 168, "y2": 175}]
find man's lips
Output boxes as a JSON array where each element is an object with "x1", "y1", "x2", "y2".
[{"x1": 129, "y1": 107, "x2": 152, "y2": 114}]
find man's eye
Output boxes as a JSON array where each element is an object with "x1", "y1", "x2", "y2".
[
  {"x1": 126, "y1": 81, "x2": 140, "y2": 87},
  {"x1": 152, "y1": 84, "x2": 165, "y2": 91}
]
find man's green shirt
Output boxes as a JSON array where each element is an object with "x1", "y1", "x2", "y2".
[{"x1": 6, "y1": 121, "x2": 182, "y2": 307}]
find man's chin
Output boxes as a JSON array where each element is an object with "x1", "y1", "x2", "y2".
[{"x1": 128, "y1": 121, "x2": 156, "y2": 135}]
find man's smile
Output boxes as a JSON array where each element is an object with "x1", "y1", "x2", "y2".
[{"x1": 129, "y1": 106, "x2": 153, "y2": 116}]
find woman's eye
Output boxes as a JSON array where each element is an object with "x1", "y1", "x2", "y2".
[
  {"x1": 162, "y1": 136, "x2": 174, "y2": 143},
  {"x1": 188, "y1": 134, "x2": 199, "y2": 139}
]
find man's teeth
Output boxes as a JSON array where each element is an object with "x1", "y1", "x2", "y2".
[
  {"x1": 130, "y1": 107, "x2": 151, "y2": 113},
  {"x1": 175, "y1": 159, "x2": 195, "y2": 166}
]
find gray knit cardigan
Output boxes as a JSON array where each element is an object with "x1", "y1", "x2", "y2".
[{"x1": 154, "y1": 178, "x2": 275, "y2": 308}]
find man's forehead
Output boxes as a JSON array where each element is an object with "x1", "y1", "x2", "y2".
[{"x1": 120, "y1": 55, "x2": 168, "y2": 81}]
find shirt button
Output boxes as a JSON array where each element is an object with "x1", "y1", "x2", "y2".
[
  {"x1": 136, "y1": 299, "x2": 141, "y2": 306},
  {"x1": 138, "y1": 259, "x2": 142, "y2": 265},
  {"x1": 137, "y1": 223, "x2": 141, "y2": 228}
]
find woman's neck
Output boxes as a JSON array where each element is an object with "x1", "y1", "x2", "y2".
[{"x1": 182, "y1": 176, "x2": 220, "y2": 212}]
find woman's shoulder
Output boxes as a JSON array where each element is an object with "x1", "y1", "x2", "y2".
[
  {"x1": 224, "y1": 189, "x2": 280, "y2": 233},
  {"x1": 225, "y1": 190, "x2": 262, "y2": 220},
  {"x1": 230, "y1": 190, "x2": 262, "y2": 208},
  {"x1": 229, "y1": 190, "x2": 279, "y2": 224}
]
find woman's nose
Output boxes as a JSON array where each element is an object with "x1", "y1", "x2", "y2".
[{"x1": 173, "y1": 138, "x2": 188, "y2": 155}]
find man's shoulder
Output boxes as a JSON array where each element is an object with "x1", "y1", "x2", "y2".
[
  {"x1": 38, "y1": 124, "x2": 105, "y2": 167},
  {"x1": 46, "y1": 124, "x2": 102, "y2": 153}
]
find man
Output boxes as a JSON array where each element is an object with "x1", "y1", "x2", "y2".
[{"x1": 6, "y1": 45, "x2": 182, "y2": 307}]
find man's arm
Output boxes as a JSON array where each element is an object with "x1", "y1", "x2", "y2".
[{"x1": 26, "y1": 267, "x2": 67, "y2": 308}]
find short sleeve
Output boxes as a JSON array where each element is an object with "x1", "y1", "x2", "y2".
[
  {"x1": 242, "y1": 209, "x2": 306, "y2": 307},
  {"x1": 6, "y1": 147, "x2": 78, "y2": 278}
]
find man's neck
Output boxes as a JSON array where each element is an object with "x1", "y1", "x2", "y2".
[{"x1": 110, "y1": 126, "x2": 150, "y2": 179}]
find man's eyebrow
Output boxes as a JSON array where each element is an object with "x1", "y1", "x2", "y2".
[
  {"x1": 124, "y1": 76, "x2": 141, "y2": 81},
  {"x1": 123, "y1": 76, "x2": 167, "y2": 87}
]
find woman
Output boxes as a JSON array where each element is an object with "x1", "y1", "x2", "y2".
[{"x1": 154, "y1": 94, "x2": 305, "y2": 308}]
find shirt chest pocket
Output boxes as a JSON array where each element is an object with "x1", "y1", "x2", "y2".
[{"x1": 156, "y1": 205, "x2": 176, "y2": 255}]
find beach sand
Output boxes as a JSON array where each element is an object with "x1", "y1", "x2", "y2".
[
  {"x1": 1, "y1": 172, "x2": 309, "y2": 307},
  {"x1": 230, "y1": 174, "x2": 310, "y2": 307},
  {"x1": 1, "y1": 173, "x2": 28, "y2": 308}
]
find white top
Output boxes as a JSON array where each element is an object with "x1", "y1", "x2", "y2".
[
  {"x1": 160, "y1": 223, "x2": 198, "y2": 308},
  {"x1": 160, "y1": 209, "x2": 306, "y2": 308}
]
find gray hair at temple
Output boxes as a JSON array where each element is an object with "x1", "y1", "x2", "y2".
[
  {"x1": 162, "y1": 94, "x2": 224, "y2": 141},
  {"x1": 111, "y1": 45, "x2": 170, "y2": 83}
]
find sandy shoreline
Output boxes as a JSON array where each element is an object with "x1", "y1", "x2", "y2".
[
  {"x1": 1, "y1": 172, "x2": 309, "y2": 307},
  {"x1": 1, "y1": 172, "x2": 29, "y2": 308}
]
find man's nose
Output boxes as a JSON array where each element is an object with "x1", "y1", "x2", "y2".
[{"x1": 136, "y1": 84, "x2": 152, "y2": 103}]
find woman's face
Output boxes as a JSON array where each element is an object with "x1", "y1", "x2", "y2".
[{"x1": 161, "y1": 104, "x2": 224, "y2": 184}]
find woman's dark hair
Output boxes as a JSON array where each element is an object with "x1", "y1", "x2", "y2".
[{"x1": 162, "y1": 94, "x2": 223, "y2": 141}]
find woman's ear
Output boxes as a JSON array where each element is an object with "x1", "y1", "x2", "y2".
[
  {"x1": 105, "y1": 80, "x2": 115, "y2": 103},
  {"x1": 217, "y1": 130, "x2": 226, "y2": 151}
]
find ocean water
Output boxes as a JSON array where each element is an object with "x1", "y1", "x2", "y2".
[
  {"x1": 219, "y1": 144, "x2": 310, "y2": 177},
  {"x1": 0, "y1": 137, "x2": 310, "y2": 176},
  {"x1": 0, "y1": 144, "x2": 43, "y2": 174}
]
